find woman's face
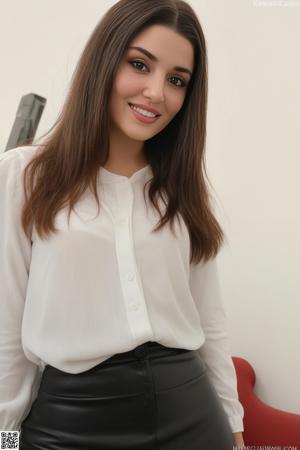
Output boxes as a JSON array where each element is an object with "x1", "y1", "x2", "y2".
[{"x1": 109, "y1": 24, "x2": 194, "y2": 143}]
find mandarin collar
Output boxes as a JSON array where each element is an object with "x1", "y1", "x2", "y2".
[{"x1": 99, "y1": 164, "x2": 153, "y2": 185}]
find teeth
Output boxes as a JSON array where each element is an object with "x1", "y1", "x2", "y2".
[{"x1": 130, "y1": 104, "x2": 157, "y2": 118}]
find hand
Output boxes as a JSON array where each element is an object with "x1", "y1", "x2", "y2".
[{"x1": 232, "y1": 431, "x2": 245, "y2": 448}]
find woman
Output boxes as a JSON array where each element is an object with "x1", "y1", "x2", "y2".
[{"x1": 0, "y1": 0, "x2": 245, "y2": 448}]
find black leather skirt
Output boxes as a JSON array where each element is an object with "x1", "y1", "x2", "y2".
[{"x1": 20, "y1": 341, "x2": 235, "y2": 449}]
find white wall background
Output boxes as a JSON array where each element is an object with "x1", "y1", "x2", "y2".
[{"x1": 1, "y1": 0, "x2": 299, "y2": 414}]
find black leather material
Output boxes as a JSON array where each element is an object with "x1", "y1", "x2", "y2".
[{"x1": 20, "y1": 341, "x2": 235, "y2": 449}]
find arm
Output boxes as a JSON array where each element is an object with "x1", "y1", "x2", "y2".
[
  {"x1": 189, "y1": 255, "x2": 244, "y2": 434},
  {"x1": 233, "y1": 431, "x2": 245, "y2": 447},
  {"x1": 0, "y1": 149, "x2": 39, "y2": 431}
]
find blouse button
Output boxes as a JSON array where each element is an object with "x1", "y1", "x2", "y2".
[
  {"x1": 129, "y1": 302, "x2": 139, "y2": 311},
  {"x1": 126, "y1": 274, "x2": 135, "y2": 281}
]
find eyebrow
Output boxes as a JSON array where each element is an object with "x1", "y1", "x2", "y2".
[{"x1": 128, "y1": 46, "x2": 192, "y2": 77}]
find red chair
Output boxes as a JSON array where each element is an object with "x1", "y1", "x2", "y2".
[{"x1": 232, "y1": 356, "x2": 300, "y2": 448}]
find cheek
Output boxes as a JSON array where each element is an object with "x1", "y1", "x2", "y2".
[
  {"x1": 168, "y1": 95, "x2": 185, "y2": 115},
  {"x1": 113, "y1": 67, "x2": 140, "y2": 98},
  {"x1": 163, "y1": 95, "x2": 185, "y2": 123}
]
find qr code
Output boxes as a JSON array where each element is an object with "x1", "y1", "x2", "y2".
[{"x1": 0, "y1": 431, "x2": 19, "y2": 449}]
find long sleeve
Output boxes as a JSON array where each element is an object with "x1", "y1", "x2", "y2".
[
  {"x1": 0, "y1": 149, "x2": 40, "y2": 431},
  {"x1": 189, "y1": 256, "x2": 244, "y2": 433}
]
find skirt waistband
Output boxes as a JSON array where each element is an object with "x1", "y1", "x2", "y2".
[
  {"x1": 43, "y1": 341, "x2": 192, "y2": 374},
  {"x1": 106, "y1": 341, "x2": 190, "y2": 363},
  {"x1": 39, "y1": 342, "x2": 205, "y2": 399}
]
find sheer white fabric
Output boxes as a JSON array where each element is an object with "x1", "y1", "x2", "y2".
[{"x1": 0, "y1": 146, "x2": 244, "y2": 432}]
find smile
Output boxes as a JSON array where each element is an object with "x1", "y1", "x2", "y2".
[
  {"x1": 129, "y1": 103, "x2": 159, "y2": 117},
  {"x1": 128, "y1": 103, "x2": 161, "y2": 123}
]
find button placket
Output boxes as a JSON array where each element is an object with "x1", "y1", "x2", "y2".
[{"x1": 113, "y1": 181, "x2": 153, "y2": 341}]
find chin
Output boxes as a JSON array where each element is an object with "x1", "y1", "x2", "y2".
[{"x1": 122, "y1": 126, "x2": 158, "y2": 140}]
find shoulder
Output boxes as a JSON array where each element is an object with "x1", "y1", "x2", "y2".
[
  {"x1": 0, "y1": 145, "x2": 41, "y2": 177},
  {"x1": 0, "y1": 145, "x2": 42, "y2": 199},
  {"x1": 0, "y1": 144, "x2": 41, "y2": 165}
]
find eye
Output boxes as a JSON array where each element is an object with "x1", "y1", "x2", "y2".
[
  {"x1": 129, "y1": 60, "x2": 147, "y2": 72},
  {"x1": 169, "y1": 76, "x2": 186, "y2": 88},
  {"x1": 128, "y1": 60, "x2": 186, "y2": 88}
]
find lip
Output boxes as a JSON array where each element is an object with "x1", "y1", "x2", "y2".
[
  {"x1": 128, "y1": 103, "x2": 161, "y2": 116},
  {"x1": 129, "y1": 104, "x2": 160, "y2": 123}
]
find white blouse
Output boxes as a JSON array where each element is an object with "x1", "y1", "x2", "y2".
[{"x1": 0, "y1": 145, "x2": 244, "y2": 433}]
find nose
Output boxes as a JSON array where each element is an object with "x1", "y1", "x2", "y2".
[{"x1": 143, "y1": 73, "x2": 165, "y2": 103}]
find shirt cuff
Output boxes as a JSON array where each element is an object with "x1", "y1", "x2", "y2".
[{"x1": 228, "y1": 414, "x2": 244, "y2": 433}]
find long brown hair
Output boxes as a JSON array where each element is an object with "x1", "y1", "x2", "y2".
[{"x1": 20, "y1": 0, "x2": 225, "y2": 265}]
